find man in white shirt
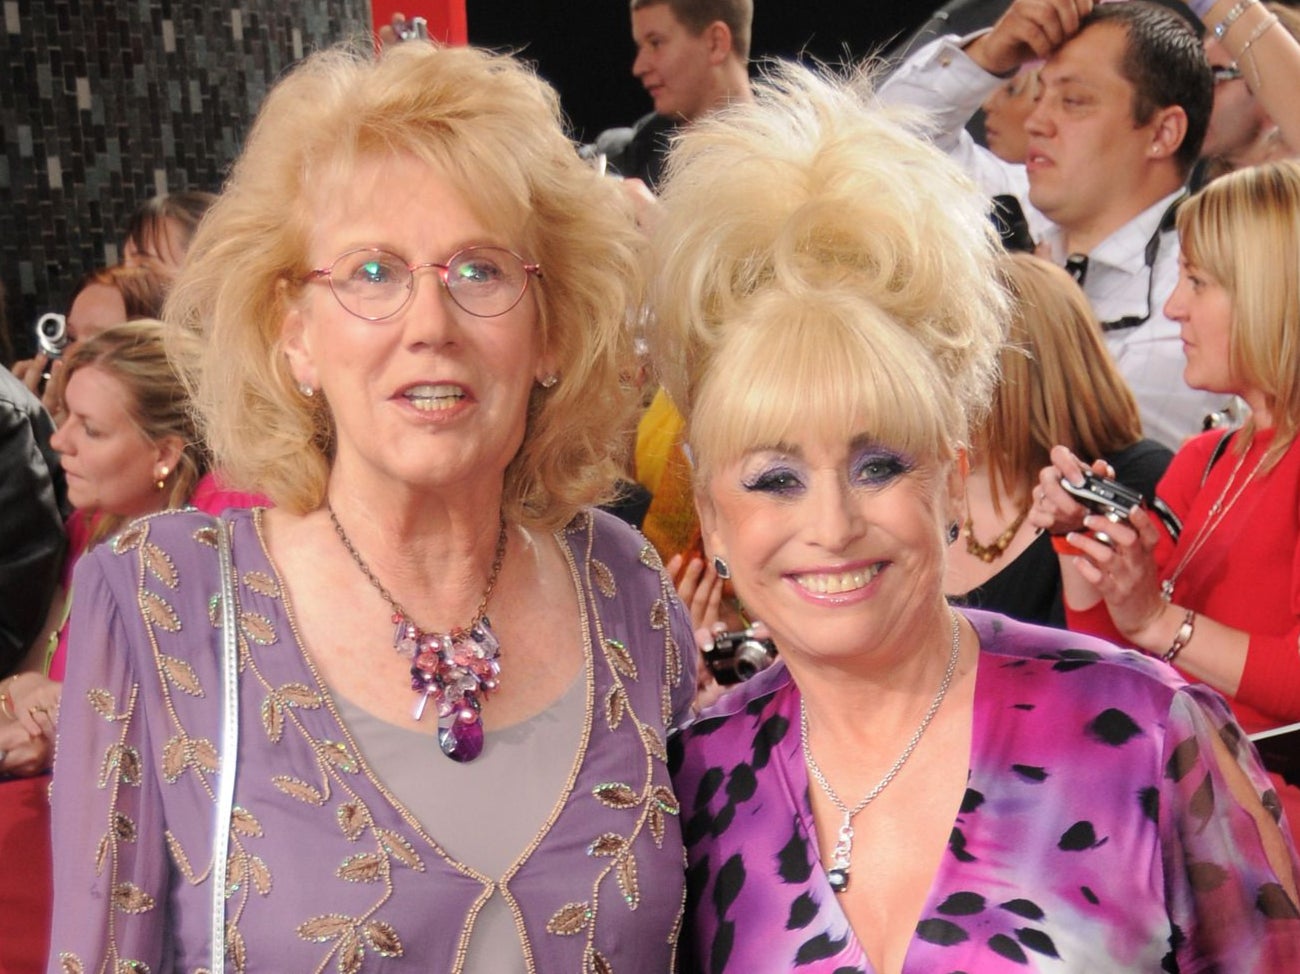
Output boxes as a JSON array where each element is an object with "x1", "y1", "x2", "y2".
[{"x1": 881, "y1": 0, "x2": 1226, "y2": 449}]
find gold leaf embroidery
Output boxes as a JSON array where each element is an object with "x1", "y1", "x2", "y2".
[
  {"x1": 87, "y1": 688, "x2": 117, "y2": 721},
  {"x1": 192, "y1": 739, "x2": 219, "y2": 773},
  {"x1": 226, "y1": 852, "x2": 246, "y2": 896},
  {"x1": 231, "y1": 806, "x2": 264, "y2": 837},
  {"x1": 376, "y1": 829, "x2": 425, "y2": 871},
  {"x1": 227, "y1": 921, "x2": 247, "y2": 974},
  {"x1": 112, "y1": 812, "x2": 137, "y2": 842},
  {"x1": 113, "y1": 523, "x2": 146, "y2": 553},
  {"x1": 649, "y1": 599, "x2": 668, "y2": 630},
  {"x1": 565, "y1": 510, "x2": 592, "y2": 534},
  {"x1": 262, "y1": 696, "x2": 284, "y2": 743},
  {"x1": 243, "y1": 570, "x2": 279, "y2": 598},
  {"x1": 665, "y1": 635, "x2": 682, "y2": 687},
  {"x1": 95, "y1": 834, "x2": 109, "y2": 874},
  {"x1": 365, "y1": 920, "x2": 403, "y2": 958},
  {"x1": 586, "y1": 945, "x2": 615, "y2": 974},
  {"x1": 337, "y1": 801, "x2": 371, "y2": 840},
  {"x1": 273, "y1": 776, "x2": 325, "y2": 806},
  {"x1": 297, "y1": 913, "x2": 354, "y2": 942},
  {"x1": 320, "y1": 740, "x2": 358, "y2": 774},
  {"x1": 240, "y1": 611, "x2": 276, "y2": 646},
  {"x1": 604, "y1": 686, "x2": 627, "y2": 731},
  {"x1": 592, "y1": 782, "x2": 638, "y2": 809},
  {"x1": 648, "y1": 806, "x2": 665, "y2": 848},
  {"x1": 143, "y1": 542, "x2": 178, "y2": 589},
  {"x1": 57, "y1": 953, "x2": 85, "y2": 974},
  {"x1": 338, "y1": 852, "x2": 385, "y2": 883},
  {"x1": 546, "y1": 901, "x2": 593, "y2": 936},
  {"x1": 605, "y1": 640, "x2": 637, "y2": 680},
  {"x1": 111, "y1": 882, "x2": 155, "y2": 914},
  {"x1": 639, "y1": 542, "x2": 663, "y2": 572},
  {"x1": 639, "y1": 723, "x2": 667, "y2": 763},
  {"x1": 278, "y1": 683, "x2": 323, "y2": 709},
  {"x1": 116, "y1": 961, "x2": 149, "y2": 974},
  {"x1": 651, "y1": 785, "x2": 680, "y2": 815},
  {"x1": 160, "y1": 655, "x2": 203, "y2": 696},
  {"x1": 140, "y1": 591, "x2": 181, "y2": 633},
  {"x1": 194, "y1": 524, "x2": 219, "y2": 548},
  {"x1": 587, "y1": 833, "x2": 627, "y2": 857},
  {"x1": 591, "y1": 559, "x2": 616, "y2": 598},
  {"x1": 338, "y1": 929, "x2": 364, "y2": 974},
  {"x1": 118, "y1": 745, "x2": 143, "y2": 786},
  {"x1": 165, "y1": 831, "x2": 195, "y2": 883},
  {"x1": 249, "y1": 855, "x2": 272, "y2": 896},
  {"x1": 162, "y1": 735, "x2": 189, "y2": 781},
  {"x1": 617, "y1": 854, "x2": 640, "y2": 909}
]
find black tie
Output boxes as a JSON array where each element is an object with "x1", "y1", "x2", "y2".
[{"x1": 1064, "y1": 253, "x2": 1089, "y2": 286}]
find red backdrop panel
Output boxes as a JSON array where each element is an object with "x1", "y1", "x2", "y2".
[{"x1": 370, "y1": 1, "x2": 467, "y2": 44}]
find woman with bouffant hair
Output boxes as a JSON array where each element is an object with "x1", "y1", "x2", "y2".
[
  {"x1": 948, "y1": 252, "x2": 1172, "y2": 626},
  {"x1": 48, "y1": 41, "x2": 693, "y2": 973},
  {"x1": 657, "y1": 63, "x2": 1299, "y2": 972}
]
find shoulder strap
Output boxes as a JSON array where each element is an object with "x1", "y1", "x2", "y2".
[
  {"x1": 211, "y1": 516, "x2": 240, "y2": 974},
  {"x1": 1202, "y1": 429, "x2": 1235, "y2": 487}
]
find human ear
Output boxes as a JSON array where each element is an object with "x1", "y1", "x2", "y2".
[
  {"x1": 706, "y1": 21, "x2": 732, "y2": 64},
  {"x1": 1147, "y1": 105, "x2": 1188, "y2": 162},
  {"x1": 694, "y1": 482, "x2": 724, "y2": 562},
  {"x1": 280, "y1": 305, "x2": 319, "y2": 391}
]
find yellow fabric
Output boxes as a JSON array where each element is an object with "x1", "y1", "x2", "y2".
[{"x1": 634, "y1": 389, "x2": 701, "y2": 564}]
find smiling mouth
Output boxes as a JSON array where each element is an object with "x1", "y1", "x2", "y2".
[
  {"x1": 792, "y1": 564, "x2": 882, "y2": 595},
  {"x1": 404, "y1": 384, "x2": 466, "y2": 412}
]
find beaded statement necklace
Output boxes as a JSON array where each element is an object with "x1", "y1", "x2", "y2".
[
  {"x1": 1160, "y1": 442, "x2": 1268, "y2": 603},
  {"x1": 328, "y1": 504, "x2": 508, "y2": 762},
  {"x1": 963, "y1": 503, "x2": 1030, "y2": 563},
  {"x1": 801, "y1": 611, "x2": 961, "y2": 894}
]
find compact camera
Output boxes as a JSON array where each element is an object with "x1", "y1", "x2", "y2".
[
  {"x1": 35, "y1": 312, "x2": 69, "y2": 359},
  {"x1": 704, "y1": 626, "x2": 778, "y2": 686},
  {"x1": 1060, "y1": 471, "x2": 1182, "y2": 543}
]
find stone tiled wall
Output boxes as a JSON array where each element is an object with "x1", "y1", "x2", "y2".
[{"x1": 0, "y1": 0, "x2": 371, "y2": 361}]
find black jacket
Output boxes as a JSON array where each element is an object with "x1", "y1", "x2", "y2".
[{"x1": 0, "y1": 369, "x2": 65, "y2": 676}]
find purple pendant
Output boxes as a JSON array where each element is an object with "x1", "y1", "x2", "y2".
[{"x1": 439, "y1": 717, "x2": 484, "y2": 762}]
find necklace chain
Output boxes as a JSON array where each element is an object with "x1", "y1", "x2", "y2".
[
  {"x1": 1161, "y1": 443, "x2": 1267, "y2": 602},
  {"x1": 801, "y1": 610, "x2": 961, "y2": 894},
  {"x1": 327, "y1": 503, "x2": 508, "y2": 761},
  {"x1": 963, "y1": 502, "x2": 1030, "y2": 563},
  {"x1": 328, "y1": 504, "x2": 508, "y2": 632}
]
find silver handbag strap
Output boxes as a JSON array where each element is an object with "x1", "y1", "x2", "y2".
[{"x1": 211, "y1": 517, "x2": 240, "y2": 974}]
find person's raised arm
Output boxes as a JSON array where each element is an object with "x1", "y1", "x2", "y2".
[{"x1": 1200, "y1": 0, "x2": 1300, "y2": 153}]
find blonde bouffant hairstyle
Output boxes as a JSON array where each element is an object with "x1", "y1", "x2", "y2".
[
  {"x1": 165, "y1": 42, "x2": 644, "y2": 528},
  {"x1": 646, "y1": 61, "x2": 1006, "y2": 483},
  {"x1": 1177, "y1": 159, "x2": 1300, "y2": 474}
]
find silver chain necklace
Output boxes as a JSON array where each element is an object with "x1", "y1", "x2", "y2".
[{"x1": 800, "y1": 610, "x2": 961, "y2": 894}]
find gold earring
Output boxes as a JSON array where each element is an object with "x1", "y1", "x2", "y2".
[{"x1": 156, "y1": 466, "x2": 170, "y2": 491}]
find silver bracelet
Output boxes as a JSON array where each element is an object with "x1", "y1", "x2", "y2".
[
  {"x1": 1239, "y1": 14, "x2": 1280, "y2": 91},
  {"x1": 1161, "y1": 609, "x2": 1196, "y2": 664},
  {"x1": 1212, "y1": 0, "x2": 1257, "y2": 39}
]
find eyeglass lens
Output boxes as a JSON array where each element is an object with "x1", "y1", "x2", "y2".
[{"x1": 329, "y1": 247, "x2": 531, "y2": 319}]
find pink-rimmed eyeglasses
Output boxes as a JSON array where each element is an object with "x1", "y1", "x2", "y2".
[{"x1": 303, "y1": 246, "x2": 542, "y2": 320}]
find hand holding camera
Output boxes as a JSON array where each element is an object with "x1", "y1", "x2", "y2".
[{"x1": 703, "y1": 622, "x2": 778, "y2": 686}]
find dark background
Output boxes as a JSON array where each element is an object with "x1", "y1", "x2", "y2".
[{"x1": 466, "y1": 2, "x2": 959, "y2": 142}]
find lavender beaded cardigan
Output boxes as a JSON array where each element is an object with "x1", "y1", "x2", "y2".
[{"x1": 47, "y1": 507, "x2": 694, "y2": 973}]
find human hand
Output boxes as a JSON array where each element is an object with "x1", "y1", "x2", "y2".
[
  {"x1": 6, "y1": 672, "x2": 61, "y2": 739},
  {"x1": 10, "y1": 353, "x2": 48, "y2": 397},
  {"x1": 1027, "y1": 444, "x2": 1114, "y2": 537},
  {"x1": 0, "y1": 706, "x2": 55, "y2": 777},
  {"x1": 666, "y1": 553, "x2": 725, "y2": 632},
  {"x1": 967, "y1": 0, "x2": 1096, "y2": 77},
  {"x1": 378, "y1": 12, "x2": 427, "y2": 51}
]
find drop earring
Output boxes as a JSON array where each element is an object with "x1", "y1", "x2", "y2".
[
  {"x1": 156, "y1": 466, "x2": 170, "y2": 491},
  {"x1": 712, "y1": 555, "x2": 731, "y2": 580}
]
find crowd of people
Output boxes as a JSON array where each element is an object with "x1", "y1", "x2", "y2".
[{"x1": 3, "y1": 0, "x2": 1300, "y2": 971}]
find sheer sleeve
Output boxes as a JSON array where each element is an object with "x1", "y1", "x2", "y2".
[
  {"x1": 46, "y1": 547, "x2": 172, "y2": 973},
  {"x1": 1161, "y1": 685, "x2": 1300, "y2": 970}
]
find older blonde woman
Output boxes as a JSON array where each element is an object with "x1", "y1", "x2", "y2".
[
  {"x1": 653, "y1": 64, "x2": 1300, "y2": 972},
  {"x1": 47, "y1": 43, "x2": 693, "y2": 973}
]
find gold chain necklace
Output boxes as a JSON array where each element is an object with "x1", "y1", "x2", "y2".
[
  {"x1": 328, "y1": 503, "x2": 508, "y2": 762},
  {"x1": 1160, "y1": 444, "x2": 1267, "y2": 602},
  {"x1": 801, "y1": 611, "x2": 961, "y2": 894},
  {"x1": 963, "y1": 503, "x2": 1030, "y2": 563}
]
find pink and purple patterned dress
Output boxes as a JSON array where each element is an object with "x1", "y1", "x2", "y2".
[{"x1": 670, "y1": 610, "x2": 1300, "y2": 973}]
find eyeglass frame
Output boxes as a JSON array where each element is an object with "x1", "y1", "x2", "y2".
[
  {"x1": 1211, "y1": 63, "x2": 1244, "y2": 85},
  {"x1": 301, "y1": 245, "x2": 543, "y2": 321}
]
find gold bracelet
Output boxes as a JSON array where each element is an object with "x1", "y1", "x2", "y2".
[
  {"x1": 1161, "y1": 609, "x2": 1196, "y2": 664},
  {"x1": 0, "y1": 690, "x2": 14, "y2": 721}
]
